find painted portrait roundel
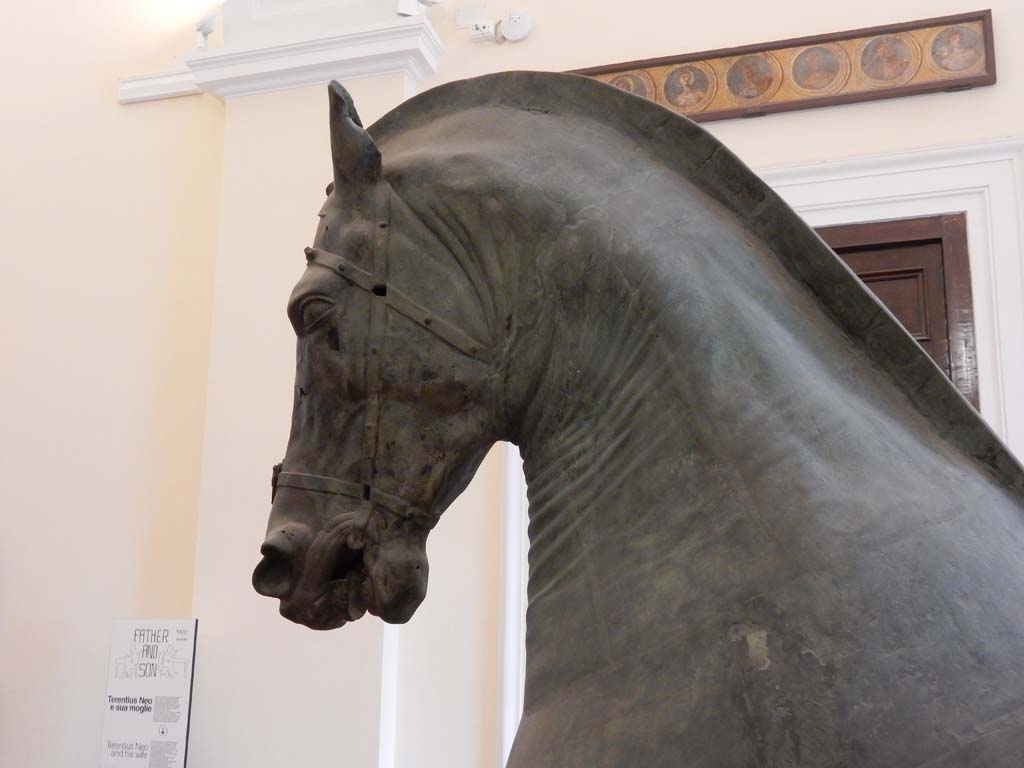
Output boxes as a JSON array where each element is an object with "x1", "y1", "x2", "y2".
[
  {"x1": 930, "y1": 25, "x2": 985, "y2": 75},
  {"x1": 608, "y1": 70, "x2": 657, "y2": 100},
  {"x1": 725, "y1": 53, "x2": 783, "y2": 104},
  {"x1": 790, "y1": 43, "x2": 851, "y2": 96},
  {"x1": 662, "y1": 62, "x2": 717, "y2": 113},
  {"x1": 858, "y1": 33, "x2": 922, "y2": 86}
]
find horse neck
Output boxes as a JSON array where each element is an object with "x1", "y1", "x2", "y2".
[
  {"x1": 509, "y1": 231, "x2": 710, "y2": 708},
  {"x1": 504, "y1": 189, "x2": 981, "y2": 713},
  {"x1": 519, "y1": 284, "x2": 683, "y2": 568}
]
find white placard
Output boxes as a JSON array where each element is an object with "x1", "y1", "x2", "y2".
[{"x1": 100, "y1": 619, "x2": 198, "y2": 768}]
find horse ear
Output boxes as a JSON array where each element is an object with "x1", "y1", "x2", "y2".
[{"x1": 328, "y1": 80, "x2": 382, "y2": 188}]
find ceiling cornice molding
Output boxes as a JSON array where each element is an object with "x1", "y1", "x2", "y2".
[{"x1": 117, "y1": 15, "x2": 442, "y2": 104}]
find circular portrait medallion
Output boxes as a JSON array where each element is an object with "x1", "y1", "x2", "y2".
[
  {"x1": 608, "y1": 71, "x2": 656, "y2": 100},
  {"x1": 931, "y1": 25, "x2": 985, "y2": 74},
  {"x1": 662, "y1": 63, "x2": 716, "y2": 113},
  {"x1": 859, "y1": 34, "x2": 921, "y2": 85},
  {"x1": 726, "y1": 54, "x2": 781, "y2": 103},
  {"x1": 790, "y1": 44, "x2": 851, "y2": 95}
]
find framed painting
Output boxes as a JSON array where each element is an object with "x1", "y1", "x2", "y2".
[{"x1": 575, "y1": 10, "x2": 996, "y2": 122}]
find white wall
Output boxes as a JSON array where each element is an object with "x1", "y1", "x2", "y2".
[
  {"x1": 0, "y1": 2, "x2": 223, "y2": 766},
  {"x1": 392, "y1": 454, "x2": 504, "y2": 768}
]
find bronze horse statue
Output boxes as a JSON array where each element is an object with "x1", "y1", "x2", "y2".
[{"x1": 253, "y1": 72, "x2": 1024, "y2": 766}]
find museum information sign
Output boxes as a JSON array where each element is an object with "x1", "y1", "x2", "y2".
[{"x1": 100, "y1": 619, "x2": 198, "y2": 768}]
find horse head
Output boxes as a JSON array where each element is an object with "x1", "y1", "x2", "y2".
[{"x1": 251, "y1": 82, "x2": 506, "y2": 630}]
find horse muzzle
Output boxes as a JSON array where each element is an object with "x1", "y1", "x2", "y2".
[{"x1": 252, "y1": 520, "x2": 370, "y2": 630}]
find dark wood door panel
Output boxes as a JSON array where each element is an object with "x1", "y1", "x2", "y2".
[
  {"x1": 815, "y1": 214, "x2": 977, "y2": 408},
  {"x1": 860, "y1": 268, "x2": 929, "y2": 338},
  {"x1": 835, "y1": 241, "x2": 949, "y2": 374}
]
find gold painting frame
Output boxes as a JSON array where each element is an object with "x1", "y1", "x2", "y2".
[{"x1": 575, "y1": 10, "x2": 996, "y2": 123}]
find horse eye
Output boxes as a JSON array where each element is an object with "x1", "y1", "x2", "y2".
[{"x1": 299, "y1": 298, "x2": 335, "y2": 333}]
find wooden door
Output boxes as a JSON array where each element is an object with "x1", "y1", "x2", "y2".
[{"x1": 815, "y1": 213, "x2": 978, "y2": 407}]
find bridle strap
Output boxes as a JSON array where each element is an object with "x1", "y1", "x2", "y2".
[
  {"x1": 274, "y1": 470, "x2": 364, "y2": 501},
  {"x1": 361, "y1": 187, "x2": 390, "y2": 483},
  {"x1": 274, "y1": 185, "x2": 493, "y2": 532},
  {"x1": 304, "y1": 246, "x2": 494, "y2": 365},
  {"x1": 273, "y1": 469, "x2": 438, "y2": 525}
]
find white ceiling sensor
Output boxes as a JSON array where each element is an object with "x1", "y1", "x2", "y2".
[
  {"x1": 499, "y1": 11, "x2": 531, "y2": 42},
  {"x1": 460, "y1": 7, "x2": 533, "y2": 43}
]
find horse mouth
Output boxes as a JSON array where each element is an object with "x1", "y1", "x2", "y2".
[{"x1": 280, "y1": 537, "x2": 370, "y2": 631}]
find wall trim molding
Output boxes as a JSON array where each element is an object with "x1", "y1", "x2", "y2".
[
  {"x1": 499, "y1": 136, "x2": 1024, "y2": 753},
  {"x1": 500, "y1": 445, "x2": 529, "y2": 766},
  {"x1": 378, "y1": 624, "x2": 400, "y2": 768},
  {"x1": 117, "y1": 16, "x2": 442, "y2": 104},
  {"x1": 117, "y1": 68, "x2": 201, "y2": 105},
  {"x1": 186, "y1": 17, "x2": 442, "y2": 100}
]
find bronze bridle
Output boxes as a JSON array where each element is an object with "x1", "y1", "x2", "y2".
[{"x1": 271, "y1": 185, "x2": 496, "y2": 535}]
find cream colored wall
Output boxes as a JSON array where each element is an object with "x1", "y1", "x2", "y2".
[{"x1": 0, "y1": 2, "x2": 223, "y2": 766}]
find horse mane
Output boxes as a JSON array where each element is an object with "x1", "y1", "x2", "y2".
[{"x1": 369, "y1": 70, "x2": 1024, "y2": 496}]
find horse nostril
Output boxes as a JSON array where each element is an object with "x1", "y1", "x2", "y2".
[{"x1": 253, "y1": 541, "x2": 293, "y2": 598}]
